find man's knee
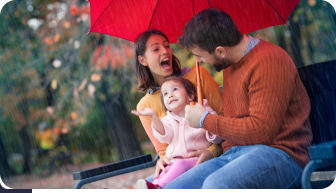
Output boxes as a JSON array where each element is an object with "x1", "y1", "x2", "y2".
[{"x1": 202, "y1": 173, "x2": 232, "y2": 189}]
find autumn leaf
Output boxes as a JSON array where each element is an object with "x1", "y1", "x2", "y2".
[{"x1": 44, "y1": 37, "x2": 53, "y2": 45}]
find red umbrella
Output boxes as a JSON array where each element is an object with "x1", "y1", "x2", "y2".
[
  {"x1": 88, "y1": 0, "x2": 301, "y2": 104},
  {"x1": 88, "y1": 0, "x2": 300, "y2": 43}
]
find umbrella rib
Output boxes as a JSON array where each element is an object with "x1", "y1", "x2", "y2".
[
  {"x1": 207, "y1": 0, "x2": 212, "y2": 8},
  {"x1": 148, "y1": 0, "x2": 160, "y2": 30},
  {"x1": 88, "y1": 0, "x2": 116, "y2": 33},
  {"x1": 192, "y1": 0, "x2": 195, "y2": 16},
  {"x1": 264, "y1": 0, "x2": 286, "y2": 23}
]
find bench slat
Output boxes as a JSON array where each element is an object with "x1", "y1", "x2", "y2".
[{"x1": 73, "y1": 154, "x2": 153, "y2": 180}]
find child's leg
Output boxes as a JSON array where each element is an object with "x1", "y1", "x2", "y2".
[{"x1": 153, "y1": 159, "x2": 198, "y2": 188}]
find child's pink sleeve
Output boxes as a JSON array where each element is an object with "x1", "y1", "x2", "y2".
[
  {"x1": 152, "y1": 117, "x2": 173, "y2": 144},
  {"x1": 206, "y1": 131, "x2": 224, "y2": 144}
]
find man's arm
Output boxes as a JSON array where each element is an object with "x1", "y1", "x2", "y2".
[{"x1": 186, "y1": 55, "x2": 297, "y2": 145}]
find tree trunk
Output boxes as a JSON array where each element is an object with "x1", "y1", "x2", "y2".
[
  {"x1": 99, "y1": 70, "x2": 143, "y2": 161},
  {"x1": 0, "y1": 133, "x2": 16, "y2": 177},
  {"x1": 277, "y1": 31, "x2": 287, "y2": 52},
  {"x1": 289, "y1": 15, "x2": 304, "y2": 67},
  {"x1": 19, "y1": 125, "x2": 32, "y2": 174},
  {"x1": 102, "y1": 94, "x2": 143, "y2": 160}
]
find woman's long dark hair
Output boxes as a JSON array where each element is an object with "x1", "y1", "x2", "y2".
[{"x1": 134, "y1": 29, "x2": 181, "y2": 91}]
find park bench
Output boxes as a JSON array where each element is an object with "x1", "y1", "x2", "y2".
[{"x1": 73, "y1": 60, "x2": 336, "y2": 189}]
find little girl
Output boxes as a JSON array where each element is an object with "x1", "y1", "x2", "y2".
[{"x1": 131, "y1": 76, "x2": 223, "y2": 189}]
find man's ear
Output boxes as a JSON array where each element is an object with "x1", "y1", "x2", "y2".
[
  {"x1": 215, "y1": 46, "x2": 226, "y2": 58},
  {"x1": 138, "y1": 55, "x2": 147, "y2": 66}
]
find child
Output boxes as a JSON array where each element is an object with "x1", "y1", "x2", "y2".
[{"x1": 131, "y1": 76, "x2": 223, "y2": 189}]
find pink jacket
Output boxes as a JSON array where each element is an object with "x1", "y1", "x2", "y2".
[{"x1": 152, "y1": 99, "x2": 224, "y2": 159}]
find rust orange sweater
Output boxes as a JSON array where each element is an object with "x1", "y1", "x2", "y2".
[{"x1": 203, "y1": 40, "x2": 312, "y2": 168}]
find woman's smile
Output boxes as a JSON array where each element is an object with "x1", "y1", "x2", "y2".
[{"x1": 160, "y1": 58, "x2": 171, "y2": 71}]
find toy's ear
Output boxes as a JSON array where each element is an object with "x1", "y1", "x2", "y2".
[{"x1": 138, "y1": 55, "x2": 148, "y2": 66}]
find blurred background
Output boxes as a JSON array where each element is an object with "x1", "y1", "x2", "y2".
[{"x1": 0, "y1": 0, "x2": 335, "y2": 189}]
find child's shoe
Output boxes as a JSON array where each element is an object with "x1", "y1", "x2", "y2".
[{"x1": 136, "y1": 179, "x2": 161, "y2": 189}]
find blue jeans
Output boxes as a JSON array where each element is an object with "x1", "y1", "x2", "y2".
[{"x1": 162, "y1": 145, "x2": 302, "y2": 189}]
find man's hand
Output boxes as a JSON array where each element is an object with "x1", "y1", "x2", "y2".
[
  {"x1": 188, "y1": 149, "x2": 214, "y2": 166},
  {"x1": 185, "y1": 103, "x2": 206, "y2": 128},
  {"x1": 154, "y1": 158, "x2": 171, "y2": 179}
]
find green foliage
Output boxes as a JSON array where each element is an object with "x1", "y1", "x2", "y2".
[
  {"x1": 67, "y1": 103, "x2": 113, "y2": 162},
  {"x1": 0, "y1": 116, "x2": 23, "y2": 154}
]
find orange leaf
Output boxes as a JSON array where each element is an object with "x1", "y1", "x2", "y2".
[
  {"x1": 61, "y1": 127, "x2": 69, "y2": 134},
  {"x1": 54, "y1": 33, "x2": 60, "y2": 43},
  {"x1": 53, "y1": 128, "x2": 61, "y2": 135},
  {"x1": 70, "y1": 5, "x2": 78, "y2": 16},
  {"x1": 44, "y1": 37, "x2": 53, "y2": 46},
  {"x1": 91, "y1": 73, "x2": 101, "y2": 82},
  {"x1": 63, "y1": 20, "x2": 71, "y2": 29},
  {"x1": 71, "y1": 112, "x2": 78, "y2": 120}
]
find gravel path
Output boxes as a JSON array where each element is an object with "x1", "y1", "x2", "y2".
[{"x1": 3, "y1": 163, "x2": 156, "y2": 189}]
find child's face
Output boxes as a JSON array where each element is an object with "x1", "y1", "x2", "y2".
[{"x1": 161, "y1": 80, "x2": 193, "y2": 114}]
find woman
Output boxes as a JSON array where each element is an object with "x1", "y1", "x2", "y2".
[{"x1": 134, "y1": 29, "x2": 224, "y2": 180}]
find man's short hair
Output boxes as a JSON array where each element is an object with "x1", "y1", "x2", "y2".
[{"x1": 178, "y1": 8, "x2": 243, "y2": 53}]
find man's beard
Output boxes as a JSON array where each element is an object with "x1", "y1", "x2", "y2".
[{"x1": 212, "y1": 55, "x2": 231, "y2": 72}]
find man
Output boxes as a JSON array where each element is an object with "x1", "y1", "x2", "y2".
[{"x1": 164, "y1": 9, "x2": 312, "y2": 189}]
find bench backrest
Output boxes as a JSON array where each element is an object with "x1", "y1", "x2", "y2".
[{"x1": 297, "y1": 60, "x2": 336, "y2": 145}]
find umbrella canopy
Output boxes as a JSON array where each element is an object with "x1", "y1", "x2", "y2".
[{"x1": 88, "y1": 0, "x2": 300, "y2": 43}]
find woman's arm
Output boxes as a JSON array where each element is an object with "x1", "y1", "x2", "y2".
[
  {"x1": 199, "y1": 66, "x2": 224, "y2": 117},
  {"x1": 199, "y1": 68, "x2": 224, "y2": 156}
]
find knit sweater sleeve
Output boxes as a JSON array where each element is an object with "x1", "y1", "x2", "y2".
[
  {"x1": 203, "y1": 50, "x2": 297, "y2": 145},
  {"x1": 203, "y1": 100, "x2": 224, "y2": 144}
]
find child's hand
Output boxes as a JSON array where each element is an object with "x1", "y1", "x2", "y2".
[
  {"x1": 131, "y1": 107, "x2": 155, "y2": 117},
  {"x1": 153, "y1": 158, "x2": 171, "y2": 179}
]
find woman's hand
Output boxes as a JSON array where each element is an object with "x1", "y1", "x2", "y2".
[
  {"x1": 131, "y1": 107, "x2": 155, "y2": 117},
  {"x1": 188, "y1": 149, "x2": 214, "y2": 166},
  {"x1": 154, "y1": 158, "x2": 171, "y2": 179}
]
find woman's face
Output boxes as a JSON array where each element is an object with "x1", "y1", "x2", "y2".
[{"x1": 138, "y1": 34, "x2": 173, "y2": 86}]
